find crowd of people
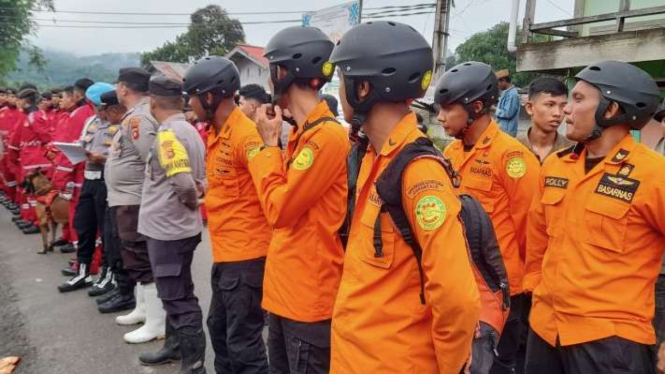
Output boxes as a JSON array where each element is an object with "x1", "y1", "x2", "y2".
[{"x1": 0, "y1": 20, "x2": 665, "y2": 374}]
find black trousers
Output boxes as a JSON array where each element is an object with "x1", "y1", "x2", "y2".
[
  {"x1": 491, "y1": 294, "x2": 525, "y2": 374},
  {"x1": 208, "y1": 258, "x2": 269, "y2": 374},
  {"x1": 106, "y1": 206, "x2": 135, "y2": 295},
  {"x1": 524, "y1": 329, "x2": 654, "y2": 374},
  {"x1": 147, "y1": 234, "x2": 203, "y2": 331},
  {"x1": 268, "y1": 314, "x2": 331, "y2": 374},
  {"x1": 471, "y1": 322, "x2": 501, "y2": 374},
  {"x1": 115, "y1": 205, "x2": 153, "y2": 284},
  {"x1": 74, "y1": 179, "x2": 106, "y2": 266}
]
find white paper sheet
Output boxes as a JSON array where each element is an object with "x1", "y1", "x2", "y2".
[{"x1": 53, "y1": 142, "x2": 87, "y2": 165}]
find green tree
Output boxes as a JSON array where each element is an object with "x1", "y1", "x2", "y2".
[
  {"x1": 0, "y1": 0, "x2": 54, "y2": 80},
  {"x1": 455, "y1": 22, "x2": 550, "y2": 87},
  {"x1": 141, "y1": 5, "x2": 245, "y2": 66}
]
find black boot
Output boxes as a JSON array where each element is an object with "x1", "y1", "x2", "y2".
[
  {"x1": 177, "y1": 327, "x2": 207, "y2": 374},
  {"x1": 15, "y1": 220, "x2": 32, "y2": 228},
  {"x1": 22, "y1": 225, "x2": 40, "y2": 235},
  {"x1": 11, "y1": 216, "x2": 22, "y2": 223},
  {"x1": 60, "y1": 243, "x2": 76, "y2": 254},
  {"x1": 88, "y1": 267, "x2": 116, "y2": 297},
  {"x1": 139, "y1": 319, "x2": 181, "y2": 366},
  {"x1": 97, "y1": 292, "x2": 135, "y2": 314},
  {"x1": 52, "y1": 238, "x2": 69, "y2": 247},
  {"x1": 96, "y1": 287, "x2": 120, "y2": 305},
  {"x1": 58, "y1": 263, "x2": 93, "y2": 293}
]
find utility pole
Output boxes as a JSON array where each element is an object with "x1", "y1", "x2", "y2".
[
  {"x1": 432, "y1": 0, "x2": 451, "y2": 78},
  {"x1": 358, "y1": 0, "x2": 364, "y2": 22}
]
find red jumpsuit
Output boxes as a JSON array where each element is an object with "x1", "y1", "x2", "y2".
[
  {"x1": 50, "y1": 101, "x2": 95, "y2": 244},
  {"x1": 0, "y1": 106, "x2": 24, "y2": 201},
  {"x1": 9, "y1": 108, "x2": 52, "y2": 224}
]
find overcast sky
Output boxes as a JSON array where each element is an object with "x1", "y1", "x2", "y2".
[{"x1": 31, "y1": 0, "x2": 575, "y2": 56}]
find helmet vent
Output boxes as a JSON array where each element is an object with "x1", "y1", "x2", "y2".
[
  {"x1": 451, "y1": 69, "x2": 459, "y2": 73},
  {"x1": 589, "y1": 66, "x2": 601, "y2": 71},
  {"x1": 312, "y1": 57, "x2": 322, "y2": 65},
  {"x1": 636, "y1": 102, "x2": 646, "y2": 108},
  {"x1": 463, "y1": 63, "x2": 472, "y2": 66},
  {"x1": 487, "y1": 84, "x2": 493, "y2": 91},
  {"x1": 439, "y1": 89, "x2": 449, "y2": 95},
  {"x1": 388, "y1": 22, "x2": 396, "y2": 26},
  {"x1": 368, "y1": 22, "x2": 373, "y2": 25},
  {"x1": 217, "y1": 80, "x2": 224, "y2": 85},
  {"x1": 231, "y1": 77, "x2": 236, "y2": 83},
  {"x1": 293, "y1": 53, "x2": 303, "y2": 60},
  {"x1": 382, "y1": 67, "x2": 397, "y2": 76},
  {"x1": 408, "y1": 72, "x2": 421, "y2": 83}
]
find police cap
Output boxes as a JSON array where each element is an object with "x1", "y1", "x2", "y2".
[
  {"x1": 149, "y1": 75, "x2": 183, "y2": 97},
  {"x1": 100, "y1": 90, "x2": 119, "y2": 107}
]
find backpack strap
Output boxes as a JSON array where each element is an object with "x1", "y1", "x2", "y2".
[
  {"x1": 374, "y1": 137, "x2": 451, "y2": 304},
  {"x1": 286, "y1": 116, "x2": 339, "y2": 169},
  {"x1": 340, "y1": 135, "x2": 369, "y2": 248}
]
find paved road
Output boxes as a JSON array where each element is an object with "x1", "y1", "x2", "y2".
[{"x1": 0, "y1": 207, "x2": 226, "y2": 374}]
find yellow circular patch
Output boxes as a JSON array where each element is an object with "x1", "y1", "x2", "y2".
[
  {"x1": 506, "y1": 157, "x2": 527, "y2": 179},
  {"x1": 246, "y1": 147, "x2": 260, "y2": 162},
  {"x1": 421, "y1": 70, "x2": 433, "y2": 90},
  {"x1": 293, "y1": 147, "x2": 314, "y2": 171},
  {"x1": 415, "y1": 195, "x2": 447, "y2": 231},
  {"x1": 322, "y1": 61, "x2": 334, "y2": 77}
]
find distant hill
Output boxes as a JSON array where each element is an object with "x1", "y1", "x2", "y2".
[{"x1": 6, "y1": 50, "x2": 141, "y2": 89}]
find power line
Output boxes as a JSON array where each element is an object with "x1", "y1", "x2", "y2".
[{"x1": 545, "y1": 0, "x2": 572, "y2": 17}]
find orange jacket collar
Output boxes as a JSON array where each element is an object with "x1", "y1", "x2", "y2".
[
  {"x1": 561, "y1": 134, "x2": 637, "y2": 165},
  {"x1": 449, "y1": 119, "x2": 500, "y2": 152},
  {"x1": 208, "y1": 106, "x2": 243, "y2": 148},
  {"x1": 377, "y1": 112, "x2": 419, "y2": 157}
]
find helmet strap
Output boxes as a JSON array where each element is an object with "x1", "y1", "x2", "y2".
[{"x1": 198, "y1": 92, "x2": 223, "y2": 123}]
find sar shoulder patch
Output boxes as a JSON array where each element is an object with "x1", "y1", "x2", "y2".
[
  {"x1": 246, "y1": 146, "x2": 260, "y2": 162},
  {"x1": 157, "y1": 130, "x2": 191, "y2": 177},
  {"x1": 292, "y1": 147, "x2": 314, "y2": 171},
  {"x1": 506, "y1": 156, "x2": 527, "y2": 179},
  {"x1": 415, "y1": 195, "x2": 447, "y2": 231}
]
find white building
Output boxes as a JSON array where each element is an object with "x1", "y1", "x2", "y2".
[{"x1": 225, "y1": 44, "x2": 270, "y2": 91}]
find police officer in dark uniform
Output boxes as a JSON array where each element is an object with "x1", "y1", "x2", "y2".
[{"x1": 138, "y1": 75, "x2": 207, "y2": 374}]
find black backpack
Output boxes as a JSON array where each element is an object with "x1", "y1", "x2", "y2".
[{"x1": 344, "y1": 137, "x2": 510, "y2": 333}]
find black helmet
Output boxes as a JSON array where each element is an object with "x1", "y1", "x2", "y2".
[
  {"x1": 575, "y1": 60, "x2": 660, "y2": 133},
  {"x1": 183, "y1": 56, "x2": 240, "y2": 97},
  {"x1": 330, "y1": 21, "x2": 433, "y2": 127},
  {"x1": 434, "y1": 61, "x2": 499, "y2": 120},
  {"x1": 264, "y1": 26, "x2": 335, "y2": 99},
  {"x1": 183, "y1": 56, "x2": 240, "y2": 120}
]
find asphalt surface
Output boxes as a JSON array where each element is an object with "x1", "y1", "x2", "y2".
[{"x1": 0, "y1": 206, "x2": 233, "y2": 374}]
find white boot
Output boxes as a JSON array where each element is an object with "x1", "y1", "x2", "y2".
[
  {"x1": 123, "y1": 283, "x2": 165, "y2": 344},
  {"x1": 116, "y1": 283, "x2": 146, "y2": 326}
]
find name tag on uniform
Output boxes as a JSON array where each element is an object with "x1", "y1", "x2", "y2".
[
  {"x1": 84, "y1": 170, "x2": 102, "y2": 180},
  {"x1": 544, "y1": 177, "x2": 568, "y2": 189}
]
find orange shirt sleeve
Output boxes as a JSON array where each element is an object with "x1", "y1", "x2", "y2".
[
  {"x1": 523, "y1": 169, "x2": 547, "y2": 293},
  {"x1": 402, "y1": 158, "x2": 480, "y2": 374},
  {"x1": 498, "y1": 148, "x2": 540, "y2": 261},
  {"x1": 248, "y1": 126, "x2": 348, "y2": 229}
]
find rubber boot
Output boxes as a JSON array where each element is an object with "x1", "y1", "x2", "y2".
[
  {"x1": 139, "y1": 318, "x2": 181, "y2": 366},
  {"x1": 177, "y1": 327, "x2": 207, "y2": 374},
  {"x1": 123, "y1": 283, "x2": 165, "y2": 344},
  {"x1": 116, "y1": 284, "x2": 146, "y2": 326},
  {"x1": 58, "y1": 263, "x2": 93, "y2": 293}
]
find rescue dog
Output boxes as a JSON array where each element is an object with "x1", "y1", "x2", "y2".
[{"x1": 22, "y1": 171, "x2": 69, "y2": 254}]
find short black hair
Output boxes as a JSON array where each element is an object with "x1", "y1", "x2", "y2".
[
  {"x1": 500, "y1": 76, "x2": 512, "y2": 84},
  {"x1": 62, "y1": 86, "x2": 74, "y2": 95},
  {"x1": 528, "y1": 77, "x2": 568, "y2": 100},
  {"x1": 238, "y1": 84, "x2": 271, "y2": 104}
]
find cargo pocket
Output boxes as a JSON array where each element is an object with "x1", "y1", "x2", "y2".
[
  {"x1": 154, "y1": 262, "x2": 185, "y2": 300},
  {"x1": 465, "y1": 177, "x2": 494, "y2": 214},
  {"x1": 540, "y1": 189, "x2": 566, "y2": 238},
  {"x1": 359, "y1": 207, "x2": 395, "y2": 269},
  {"x1": 584, "y1": 196, "x2": 630, "y2": 253},
  {"x1": 289, "y1": 337, "x2": 311, "y2": 374}
]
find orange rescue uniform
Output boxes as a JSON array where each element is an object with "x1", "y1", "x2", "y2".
[
  {"x1": 248, "y1": 101, "x2": 349, "y2": 322},
  {"x1": 331, "y1": 113, "x2": 480, "y2": 374},
  {"x1": 524, "y1": 135, "x2": 665, "y2": 346},
  {"x1": 206, "y1": 107, "x2": 271, "y2": 263},
  {"x1": 444, "y1": 120, "x2": 539, "y2": 295}
]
